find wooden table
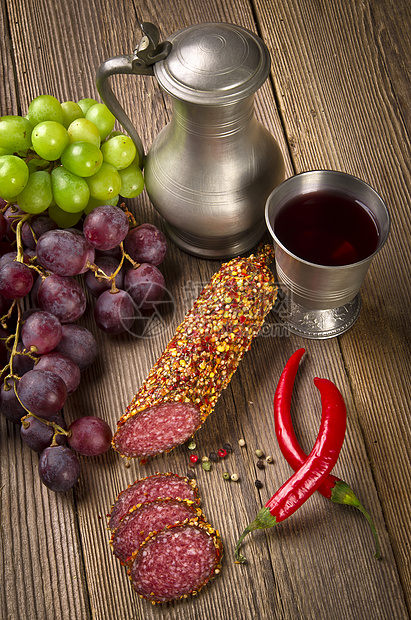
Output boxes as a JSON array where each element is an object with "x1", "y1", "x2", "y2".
[{"x1": 1, "y1": 1, "x2": 410, "y2": 618}]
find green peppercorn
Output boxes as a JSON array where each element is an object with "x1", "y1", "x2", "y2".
[
  {"x1": 255, "y1": 449, "x2": 264, "y2": 458},
  {"x1": 201, "y1": 460, "x2": 212, "y2": 471},
  {"x1": 187, "y1": 440, "x2": 196, "y2": 450},
  {"x1": 222, "y1": 472, "x2": 230, "y2": 480}
]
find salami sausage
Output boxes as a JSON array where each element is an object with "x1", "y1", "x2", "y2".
[
  {"x1": 113, "y1": 246, "x2": 277, "y2": 459},
  {"x1": 128, "y1": 519, "x2": 223, "y2": 603},
  {"x1": 109, "y1": 472, "x2": 200, "y2": 531},
  {"x1": 111, "y1": 499, "x2": 203, "y2": 564}
]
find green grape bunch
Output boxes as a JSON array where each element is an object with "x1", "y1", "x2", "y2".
[{"x1": 0, "y1": 95, "x2": 145, "y2": 226}]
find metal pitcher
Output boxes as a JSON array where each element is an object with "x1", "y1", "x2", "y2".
[{"x1": 96, "y1": 22, "x2": 285, "y2": 258}]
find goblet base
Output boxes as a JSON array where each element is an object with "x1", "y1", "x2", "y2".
[{"x1": 274, "y1": 292, "x2": 361, "y2": 339}]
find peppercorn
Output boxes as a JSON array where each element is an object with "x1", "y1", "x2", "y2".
[
  {"x1": 223, "y1": 442, "x2": 232, "y2": 453},
  {"x1": 186, "y1": 470, "x2": 196, "y2": 480},
  {"x1": 190, "y1": 454, "x2": 199, "y2": 464},
  {"x1": 187, "y1": 440, "x2": 196, "y2": 450},
  {"x1": 222, "y1": 472, "x2": 230, "y2": 480},
  {"x1": 218, "y1": 448, "x2": 228, "y2": 458},
  {"x1": 201, "y1": 456, "x2": 209, "y2": 463},
  {"x1": 255, "y1": 480, "x2": 263, "y2": 489},
  {"x1": 209, "y1": 451, "x2": 219, "y2": 462},
  {"x1": 255, "y1": 449, "x2": 264, "y2": 458},
  {"x1": 238, "y1": 439, "x2": 246, "y2": 447},
  {"x1": 266, "y1": 455, "x2": 274, "y2": 464},
  {"x1": 231, "y1": 473, "x2": 239, "y2": 482},
  {"x1": 202, "y1": 460, "x2": 212, "y2": 471},
  {"x1": 256, "y1": 459, "x2": 265, "y2": 470}
]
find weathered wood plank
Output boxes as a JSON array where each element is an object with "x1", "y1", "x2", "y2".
[{"x1": 0, "y1": 0, "x2": 409, "y2": 619}]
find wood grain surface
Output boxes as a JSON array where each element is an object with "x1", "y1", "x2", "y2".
[{"x1": 0, "y1": 0, "x2": 410, "y2": 619}]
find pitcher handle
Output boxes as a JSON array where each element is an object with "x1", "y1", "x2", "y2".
[{"x1": 96, "y1": 22, "x2": 172, "y2": 167}]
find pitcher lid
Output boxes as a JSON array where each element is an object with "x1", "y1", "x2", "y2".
[{"x1": 154, "y1": 23, "x2": 271, "y2": 104}]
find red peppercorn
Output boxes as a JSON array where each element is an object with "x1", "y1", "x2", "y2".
[
  {"x1": 218, "y1": 448, "x2": 227, "y2": 458},
  {"x1": 190, "y1": 454, "x2": 199, "y2": 464}
]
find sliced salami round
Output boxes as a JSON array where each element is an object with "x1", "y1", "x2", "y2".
[
  {"x1": 111, "y1": 499, "x2": 204, "y2": 564},
  {"x1": 128, "y1": 519, "x2": 223, "y2": 603},
  {"x1": 109, "y1": 472, "x2": 200, "y2": 531},
  {"x1": 113, "y1": 401, "x2": 201, "y2": 458}
]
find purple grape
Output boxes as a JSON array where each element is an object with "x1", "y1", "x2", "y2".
[
  {"x1": 95, "y1": 245, "x2": 122, "y2": 260},
  {"x1": 124, "y1": 263, "x2": 165, "y2": 310},
  {"x1": 38, "y1": 445, "x2": 80, "y2": 492},
  {"x1": 124, "y1": 223, "x2": 167, "y2": 266},
  {"x1": 77, "y1": 245, "x2": 95, "y2": 274},
  {"x1": 21, "y1": 215, "x2": 58, "y2": 250},
  {"x1": 7, "y1": 341, "x2": 37, "y2": 376},
  {"x1": 37, "y1": 274, "x2": 86, "y2": 323},
  {"x1": 67, "y1": 416, "x2": 112, "y2": 456},
  {"x1": 35, "y1": 351, "x2": 81, "y2": 394},
  {"x1": 83, "y1": 205, "x2": 129, "y2": 251},
  {"x1": 0, "y1": 261, "x2": 34, "y2": 299},
  {"x1": 17, "y1": 369, "x2": 67, "y2": 417},
  {"x1": 0, "y1": 381, "x2": 26, "y2": 424},
  {"x1": 36, "y1": 229, "x2": 90, "y2": 276},
  {"x1": 84, "y1": 256, "x2": 124, "y2": 297},
  {"x1": 55, "y1": 324, "x2": 98, "y2": 371},
  {"x1": 0, "y1": 211, "x2": 7, "y2": 238},
  {"x1": 21, "y1": 412, "x2": 67, "y2": 452},
  {"x1": 94, "y1": 289, "x2": 135, "y2": 335},
  {"x1": 0, "y1": 251, "x2": 31, "y2": 269},
  {"x1": 4, "y1": 205, "x2": 24, "y2": 240},
  {"x1": 21, "y1": 310, "x2": 62, "y2": 354}
]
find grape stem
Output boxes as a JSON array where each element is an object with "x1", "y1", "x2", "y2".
[
  {"x1": 14, "y1": 213, "x2": 32, "y2": 262},
  {"x1": 86, "y1": 242, "x2": 140, "y2": 295},
  {"x1": 21, "y1": 412, "x2": 71, "y2": 446}
]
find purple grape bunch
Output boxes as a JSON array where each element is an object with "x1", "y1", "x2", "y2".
[{"x1": 0, "y1": 201, "x2": 169, "y2": 492}]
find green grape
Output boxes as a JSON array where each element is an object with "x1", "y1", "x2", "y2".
[
  {"x1": 0, "y1": 155, "x2": 29, "y2": 199},
  {"x1": 51, "y1": 166, "x2": 90, "y2": 213},
  {"x1": 85, "y1": 104, "x2": 115, "y2": 141},
  {"x1": 27, "y1": 95, "x2": 64, "y2": 126},
  {"x1": 48, "y1": 202, "x2": 83, "y2": 227},
  {"x1": 31, "y1": 121, "x2": 69, "y2": 161},
  {"x1": 100, "y1": 135, "x2": 136, "y2": 170},
  {"x1": 17, "y1": 170, "x2": 53, "y2": 214},
  {"x1": 60, "y1": 141, "x2": 103, "y2": 177},
  {"x1": 77, "y1": 98, "x2": 98, "y2": 116},
  {"x1": 61, "y1": 101, "x2": 84, "y2": 128},
  {"x1": 0, "y1": 115, "x2": 33, "y2": 153},
  {"x1": 118, "y1": 162, "x2": 144, "y2": 198},
  {"x1": 83, "y1": 194, "x2": 119, "y2": 215},
  {"x1": 68, "y1": 118, "x2": 101, "y2": 148},
  {"x1": 86, "y1": 162, "x2": 121, "y2": 200},
  {"x1": 106, "y1": 130, "x2": 126, "y2": 140}
]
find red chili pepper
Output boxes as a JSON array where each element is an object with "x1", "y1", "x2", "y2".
[
  {"x1": 235, "y1": 375, "x2": 346, "y2": 563},
  {"x1": 274, "y1": 348, "x2": 381, "y2": 559}
]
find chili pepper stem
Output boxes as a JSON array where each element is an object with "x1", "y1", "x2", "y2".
[
  {"x1": 331, "y1": 480, "x2": 381, "y2": 559},
  {"x1": 235, "y1": 507, "x2": 277, "y2": 564}
]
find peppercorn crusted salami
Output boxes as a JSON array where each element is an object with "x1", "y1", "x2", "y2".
[
  {"x1": 113, "y1": 245, "x2": 277, "y2": 459},
  {"x1": 109, "y1": 472, "x2": 200, "y2": 531},
  {"x1": 128, "y1": 519, "x2": 223, "y2": 603},
  {"x1": 111, "y1": 499, "x2": 204, "y2": 564}
]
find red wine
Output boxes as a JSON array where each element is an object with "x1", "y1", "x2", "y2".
[{"x1": 274, "y1": 190, "x2": 379, "y2": 266}]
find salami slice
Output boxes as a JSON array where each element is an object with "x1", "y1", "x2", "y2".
[
  {"x1": 111, "y1": 499, "x2": 203, "y2": 564},
  {"x1": 128, "y1": 519, "x2": 223, "y2": 603},
  {"x1": 114, "y1": 401, "x2": 201, "y2": 459},
  {"x1": 109, "y1": 473, "x2": 200, "y2": 531}
]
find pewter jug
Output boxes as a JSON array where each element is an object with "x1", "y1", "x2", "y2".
[{"x1": 97, "y1": 22, "x2": 285, "y2": 258}]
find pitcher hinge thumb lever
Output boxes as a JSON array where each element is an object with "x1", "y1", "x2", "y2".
[{"x1": 96, "y1": 22, "x2": 171, "y2": 166}]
